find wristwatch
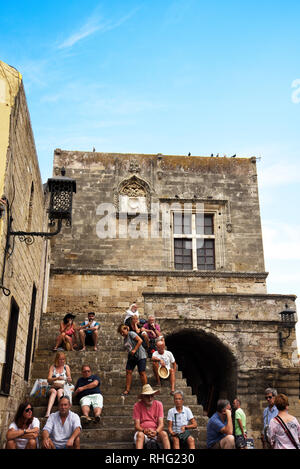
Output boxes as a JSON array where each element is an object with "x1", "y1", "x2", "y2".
[{"x1": 23, "y1": 429, "x2": 26, "y2": 434}]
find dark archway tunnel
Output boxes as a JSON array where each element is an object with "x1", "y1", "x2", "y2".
[{"x1": 165, "y1": 328, "x2": 237, "y2": 417}]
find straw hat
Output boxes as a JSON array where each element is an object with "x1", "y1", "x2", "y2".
[
  {"x1": 139, "y1": 384, "x2": 160, "y2": 398},
  {"x1": 158, "y1": 365, "x2": 169, "y2": 379}
]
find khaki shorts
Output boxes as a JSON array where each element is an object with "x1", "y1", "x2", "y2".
[{"x1": 80, "y1": 394, "x2": 103, "y2": 409}]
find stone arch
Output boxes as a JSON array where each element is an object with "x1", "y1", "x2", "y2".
[{"x1": 165, "y1": 327, "x2": 237, "y2": 417}]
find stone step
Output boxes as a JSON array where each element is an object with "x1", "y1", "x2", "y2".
[
  {"x1": 80, "y1": 441, "x2": 135, "y2": 450},
  {"x1": 29, "y1": 393, "x2": 198, "y2": 407},
  {"x1": 37, "y1": 414, "x2": 206, "y2": 431},
  {"x1": 78, "y1": 427, "x2": 203, "y2": 443},
  {"x1": 28, "y1": 377, "x2": 190, "y2": 393},
  {"x1": 32, "y1": 404, "x2": 205, "y2": 419}
]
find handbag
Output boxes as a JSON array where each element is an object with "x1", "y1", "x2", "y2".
[
  {"x1": 274, "y1": 416, "x2": 300, "y2": 449},
  {"x1": 30, "y1": 379, "x2": 50, "y2": 397},
  {"x1": 52, "y1": 379, "x2": 65, "y2": 389}
]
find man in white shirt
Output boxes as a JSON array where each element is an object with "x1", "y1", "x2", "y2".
[
  {"x1": 152, "y1": 340, "x2": 176, "y2": 395},
  {"x1": 42, "y1": 396, "x2": 81, "y2": 449},
  {"x1": 167, "y1": 390, "x2": 197, "y2": 449}
]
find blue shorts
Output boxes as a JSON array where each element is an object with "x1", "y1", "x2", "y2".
[{"x1": 126, "y1": 357, "x2": 146, "y2": 372}]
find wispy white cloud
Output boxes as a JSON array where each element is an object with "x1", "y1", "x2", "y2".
[
  {"x1": 57, "y1": 7, "x2": 140, "y2": 50},
  {"x1": 259, "y1": 162, "x2": 300, "y2": 188},
  {"x1": 262, "y1": 220, "x2": 300, "y2": 261}
]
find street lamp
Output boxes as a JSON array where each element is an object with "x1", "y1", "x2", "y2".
[
  {"x1": 278, "y1": 304, "x2": 296, "y2": 349},
  {"x1": 0, "y1": 168, "x2": 76, "y2": 296}
]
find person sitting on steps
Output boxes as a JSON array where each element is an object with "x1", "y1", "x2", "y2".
[
  {"x1": 152, "y1": 339, "x2": 176, "y2": 395},
  {"x1": 53, "y1": 313, "x2": 78, "y2": 351},
  {"x1": 45, "y1": 351, "x2": 72, "y2": 418},
  {"x1": 74, "y1": 364, "x2": 103, "y2": 424},
  {"x1": 78, "y1": 311, "x2": 100, "y2": 351}
]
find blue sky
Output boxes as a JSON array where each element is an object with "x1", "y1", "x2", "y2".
[{"x1": 1, "y1": 0, "x2": 300, "y2": 349}]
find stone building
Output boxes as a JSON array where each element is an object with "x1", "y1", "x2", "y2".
[
  {"x1": 47, "y1": 149, "x2": 299, "y2": 443},
  {"x1": 0, "y1": 61, "x2": 49, "y2": 441}
]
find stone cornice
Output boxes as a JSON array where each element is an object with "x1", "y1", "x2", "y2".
[
  {"x1": 50, "y1": 268, "x2": 268, "y2": 279},
  {"x1": 142, "y1": 292, "x2": 297, "y2": 300}
]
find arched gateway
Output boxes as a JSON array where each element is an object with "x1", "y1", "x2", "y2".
[{"x1": 165, "y1": 328, "x2": 237, "y2": 417}]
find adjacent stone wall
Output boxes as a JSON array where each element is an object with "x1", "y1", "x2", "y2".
[{"x1": 0, "y1": 79, "x2": 48, "y2": 445}]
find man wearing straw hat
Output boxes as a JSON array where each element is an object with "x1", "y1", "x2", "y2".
[
  {"x1": 152, "y1": 340, "x2": 176, "y2": 395},
  {"x1": 133, "y1": 384, "x2": 171, "y2": 449}
]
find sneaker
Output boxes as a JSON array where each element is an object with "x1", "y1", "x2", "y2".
[{"x1": 94, "y1": 416, "x2": 101, "y2": 423}]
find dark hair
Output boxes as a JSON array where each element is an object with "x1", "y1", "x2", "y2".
[
  {"x1": 216, "y1": 399, "x2": 230, "y2": 413},
  {"x1": 88, "y1": 312, "x2": 95, "y2": 316},
  {"x1": 14, "y1": 401, "x2": 34, "y2": 428},
  {"x1": 117, "y1": 323, "x2": 128, "y2": 334},
  {"x1": 63, "y1": 313, "x2": 75, "y2": 324},
  {"x1": 275, "y1": 393, "x2": 289, "y2": 411}
]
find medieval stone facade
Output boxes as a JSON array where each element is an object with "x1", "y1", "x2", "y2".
[{"x1": 47, "y1": 150, "x2": 298, "y2": 444}]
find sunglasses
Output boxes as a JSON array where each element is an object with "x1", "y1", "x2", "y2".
[
  {"x1": 24, "y1": 407, "x2": 33, "y2": 413},
  {"x1": 265, "y1": 396, "x2": 273, "y2": 400}
]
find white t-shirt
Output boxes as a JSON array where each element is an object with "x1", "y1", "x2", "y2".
[
  {"x1": 9, "y1": 417, "x2": 40, "y2": 449},
  {"x1": 152, "y1": 350, "x2": 175, "y2": 370},
  {"x1": 43, "y1": 410, "x2": 81, "y2": 449}
]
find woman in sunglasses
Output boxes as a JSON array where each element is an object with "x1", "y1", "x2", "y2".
[{"x1": 6, "y1": 401, "x2": 40, "y2": 449}]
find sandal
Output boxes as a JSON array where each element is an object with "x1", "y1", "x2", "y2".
[
  {"x1": 122, "y1": 390, "x2": 130, "y2": 396},
  {"x1": 170, "y1": 391, "x2": 175, "y2": 396}
]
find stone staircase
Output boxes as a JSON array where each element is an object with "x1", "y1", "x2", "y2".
[{"x1": 28, "y1": 313, "x2": 208, "y2": 449}]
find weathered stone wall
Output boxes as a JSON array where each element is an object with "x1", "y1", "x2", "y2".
[
  {"x1": 0, "y1": 79, "x2": 48, "y2": 444},
  {"x1": 47, "y1": 271, "x2": 268, "y2": 315},
  {"x1": 50, "y1": 151, "x2": 266, "y2": 277}
]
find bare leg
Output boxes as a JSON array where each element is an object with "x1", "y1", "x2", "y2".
[
  {"x1": 171, "y1": 435, "x2": 180, "y2": 449},
  {"x1": 187, "y1": 435, "x2": 195, "y2": 449},
  {"x1": 45, "y1": 388, "x2": 58, "y2": 417},
  {"x1": 79, "y1": 330, "x2": 86, "y2": 350},
  {"x1": 139, "y1": 371, "x2": 147, "y2": 386},
  {"x1": 92, "y1": 331, "x2": 98, "y2": 350},
  {"x1": 158, "y1": 430, "x2": 171, "y2": 449},
  {"x1": 5, "y1": 440, "x2": 17, "y2": 449},
  {"x1": 135, "y1": 431, "x2": 145, "y2": 449},
  {"x1": 124, "y1": 370, "x2": 132, "y2": 393},
  {"x1": 81, "y1": 405, "x2": 91, "y2": 417},
  {"x1": 169, "y1": 369, "x2": 175, "y2": 393},
  {"x1": 25, "y1": 438, "x2": 37, "y2": 449},
  {"x1": 152, "y1": 362, "x2": 161, "y2": 386}
]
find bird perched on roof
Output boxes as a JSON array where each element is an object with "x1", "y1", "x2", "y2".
[
  {"x1": 231, "y1": 154, "x2": 236, "y2": 158},
  {"x1": 210, "y1": 153, "x2": 214, "y2": 157},
  {"x1": 93, "y1": 147, "x2": 96, "y2": 152},
  {"x1": 188, "y1": 152, "x2": 191, "y2": 156},
  {"x1": 216, "y1": 153, "x2": 219, "y2": 157}
]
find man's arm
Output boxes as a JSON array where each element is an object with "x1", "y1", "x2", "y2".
[
  {"x1": 237, "y1": 418, "x2": 246, "y2": 437},
  {"x1": 66, "y1": 426, "x2": 81, "y2": 448},
  {"x1": 220, "y1": 410, "x2": 233, "y2": 435},
  {"x1": 156, "y1": 417, "x2": 164, "y2": 434},
  {"x1": 74, "y1": 378, "x2": 100, "y2": 396},
  {"x1": 41, "y1": 429, "x2": 53, "y2": 449},
  {"x1": 167, "y1": 419, "x2": 176, "y2": 436}
]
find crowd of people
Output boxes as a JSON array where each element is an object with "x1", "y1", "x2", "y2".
[{"x1": 4, "y1": 303, "x2": 300, "y2": 450}]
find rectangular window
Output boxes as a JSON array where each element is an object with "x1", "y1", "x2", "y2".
[
  {"x1": 174, "y1": 213, "x2": 215, "y2": 271},
  {"x1": 1, "y1": 297, "x2": 19, "y2": 395}
]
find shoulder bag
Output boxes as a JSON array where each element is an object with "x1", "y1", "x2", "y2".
[{"x1": 274, "y1": 415, "x2": 300, "y2": 449}]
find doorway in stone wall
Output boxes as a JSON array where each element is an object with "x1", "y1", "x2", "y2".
[{"x1": 165, "y1": 328, "x2": 237, "y2": 417}]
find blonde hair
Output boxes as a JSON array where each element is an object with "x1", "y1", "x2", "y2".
[{"x1": 54, "y1": 351, "x2": 66, "y2": 366}]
